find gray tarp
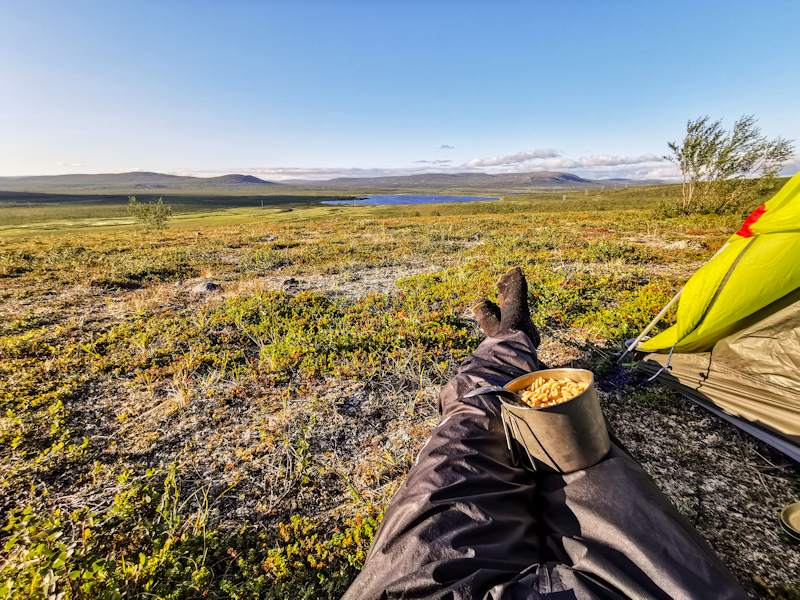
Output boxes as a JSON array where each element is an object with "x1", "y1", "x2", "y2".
[
  {"x1": 343, "y1": 331, "x2": 746, "y2": 599},
  {"x1": 639, "y1": 298, "x2": 800, "y2": 461}
]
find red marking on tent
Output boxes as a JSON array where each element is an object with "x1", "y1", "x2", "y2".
[{"x1": 736, "y1": 204, "x2": 767, "y2": 238}]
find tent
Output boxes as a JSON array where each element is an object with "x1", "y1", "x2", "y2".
[{"x1": 635, "y1": 172, "x2": 800, "y2": 461}]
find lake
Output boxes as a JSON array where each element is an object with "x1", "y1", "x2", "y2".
[{"x1": 321, "y1": 194, "x2": 501, "y2": 206}]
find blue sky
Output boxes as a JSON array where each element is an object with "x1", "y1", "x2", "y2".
[{"x1": 1, "y1": 0, "x2": 798, "y2": 180}]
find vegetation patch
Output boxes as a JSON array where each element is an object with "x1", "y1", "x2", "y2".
[{"x1": 0, "y1": 190, "x2": 797, "y2": 598}]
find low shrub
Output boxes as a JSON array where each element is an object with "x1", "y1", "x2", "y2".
[
  {"x1": 580, "y1": 239, "x2": 653, "y2": 264},
  {"x1": 240, "y1": 247, "x2": 286, "y2": 272},
  {"x1": 0, "y1": 470, "x2": 383, "y2": 600},
  {"x1": 127, "y1": 197, "x2": 172, "y2": 231},
  {"x1": 577, "y1": 281, "x2": 677, "y2": 341}
]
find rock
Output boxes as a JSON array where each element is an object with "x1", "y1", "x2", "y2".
[
  {"x1": 663, "y1": 239, "x2": 704, "y2": 250},
  {"x1": 192, "y1": 281, "x2": 221, "y2": 294},
  {"x1": 282, "y1": 278, "x2": 300, "y2": 293}
]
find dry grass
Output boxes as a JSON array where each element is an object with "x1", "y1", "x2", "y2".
[{"x1": 0, "y1": 208, "x2": 797, "y2": 598}]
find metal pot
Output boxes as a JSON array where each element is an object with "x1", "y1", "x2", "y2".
[
  {"x1": 500, "y1": 368, "x2": 610, "y2": 473},
  {"x1": 780, "y1": 502, "x2": 800, "y2": 542}
]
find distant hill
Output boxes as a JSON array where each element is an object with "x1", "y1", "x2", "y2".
[
  {"x1": 0, "y1": 172, "x2": 277, "y2": 194},
  {"x1": 0, "y1": 170, "x2": 663, "y2": 195},
  {"x1": 284, "y1": 171, "x2": 663, "y2": 189},
  {"x1": 205, "y1": 174, "x2": 269, "y2": 185},
  {"x1": 283, "y1": 171, "x2": 598, "y2": 188}
]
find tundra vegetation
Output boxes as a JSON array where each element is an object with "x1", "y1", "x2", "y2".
[
  {"x1": 127, "y1": 197, "x2": 173, "y2": 231},
  {"x1": 0, "y1": 183, "x2": 798, "y2": 599}
]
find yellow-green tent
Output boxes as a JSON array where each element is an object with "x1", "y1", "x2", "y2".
[{"x1": 637, "y1": 172, "x2": 800, "y2": 459}]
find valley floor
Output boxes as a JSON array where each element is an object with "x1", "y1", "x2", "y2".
[{"x1": 1, "y1": 209, "x2": 798, "y2": 599}]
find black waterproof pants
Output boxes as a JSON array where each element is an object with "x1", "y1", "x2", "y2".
[{"x1": 343, "y1": 332, "x2": 748, "y2": 600}]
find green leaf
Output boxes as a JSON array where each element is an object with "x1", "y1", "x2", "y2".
[{"x1": 52, "y1": 552, "x2": 67, "y2": 569}]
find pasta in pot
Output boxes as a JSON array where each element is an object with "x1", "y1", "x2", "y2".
[{"x1": 519, "y1": 376, "x2": 588, "y2": 408}]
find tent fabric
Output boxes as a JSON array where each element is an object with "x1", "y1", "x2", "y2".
[
  {"x1": 639, "y1": 354, "x2": 800, "y2": 461},
  {"x1": 635, "y1": 172, "x2": 800, "y2": 459},
  {"x1": 638, "y1": 297, "x2": 800, "y2": 459},
  {"x1": 344, "y1": 331, "x2": 747, "y2": 600},
  {"x1": 639, "y1": 172, "x2": 800, "y2": 354}
]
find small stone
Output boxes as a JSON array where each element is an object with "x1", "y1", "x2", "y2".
[
  {"x1": 282, "y1": 278, "x2": 300, "y2": 293},
  {"x1": 192, "y1": 281, "x2": 221, "y2": 294},
  {"x1": 663, "y1": 240, "x2": 689, "y2": 250}
]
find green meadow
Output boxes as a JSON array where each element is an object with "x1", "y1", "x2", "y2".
[
  {"x1": 1, "y1": 182, "x2": 798, "y2": 599},
  {"x1": 0, "y1": 184, "x2": 678, "y2": 237}
]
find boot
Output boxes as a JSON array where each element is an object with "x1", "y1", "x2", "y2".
[
  {"x1": 471, "y1": 298, "x2": 502, "y2": 336},
  {"x1": 497, "y1": 267, "x2": 541, "y2": 348}
]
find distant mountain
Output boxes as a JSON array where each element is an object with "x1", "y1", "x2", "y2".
[
  {"x1": 0, "y1": 170, "x2": 663, "y2": 194},
  {"x1": 285, "y1": 171, "x2": 599, "y2": 188},
  {"x1": 205, "y1": 174, "x2": 269, "y2": 185},
  {"x1": 0, "y1": 172, "x2": 277, "y2": 194}
]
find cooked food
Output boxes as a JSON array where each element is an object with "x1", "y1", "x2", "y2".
[{"x1": 520, "y1": 376, "x2": 588, "y2": 408}]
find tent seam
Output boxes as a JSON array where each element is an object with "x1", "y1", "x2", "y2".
[{"x1": 689, "y1": 235, "x2": 759, "y2": 337}]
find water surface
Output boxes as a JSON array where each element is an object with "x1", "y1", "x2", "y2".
[{"x1": 321, "y1": 194, "x2": 501, "y2": 206}]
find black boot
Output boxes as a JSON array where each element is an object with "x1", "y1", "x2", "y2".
[
  {"x1": 497, "y1": 267, "x2": 541, "y2": 348},
  {"x1": 471, "y1": 298, "x2": 502, "y2": 336}
]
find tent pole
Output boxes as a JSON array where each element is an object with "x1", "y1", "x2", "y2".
[
  {"x1": 618, "y1": 242, "x2": 731, "y2": 363},
  {"x1": 618, "y1": 290, "x2": 683, "y2": 363}
]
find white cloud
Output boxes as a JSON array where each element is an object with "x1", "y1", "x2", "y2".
[
  {"x1": 578, "y1": 153, "x2": 664, "y2": 167},
  {"x1": 56, "y1": 162, "x2": 84, "y2": 167},
  {"x1": 440, "y1": 144, "x2": 455, "y2": 149},
  {"x1": 779, "y1": 157, "x2": 800, "y2": 177},
  {"x1": 463, "y1": 151, "x2": 665, "y2": 170},
  {"x1": 589, "y1": 165, "x2": 679, "y2": 180},
  {"x1": 460, "y1": 149, "x2": 675, "y2": 180},
  {"x1": 541, "y1": 158, "x2": 579, "y2": 169},
  {"x1": 465, "y1": 149, "x2": 559, "y2": 168}
]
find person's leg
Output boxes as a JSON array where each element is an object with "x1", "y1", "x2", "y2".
[
  {"x1": 529, "y1": 445, "x2": 748, "y2": 600},
  {"x1": 344, "y1": 268, "x2": 747, "y2": 600},
  {"x1": 343, "y1": 270, "x2": 545, "y2": 600}
]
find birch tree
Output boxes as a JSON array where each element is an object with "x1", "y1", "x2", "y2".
[{"x1": 666, "y1": 116, "x2": 794, "y2": 214}]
